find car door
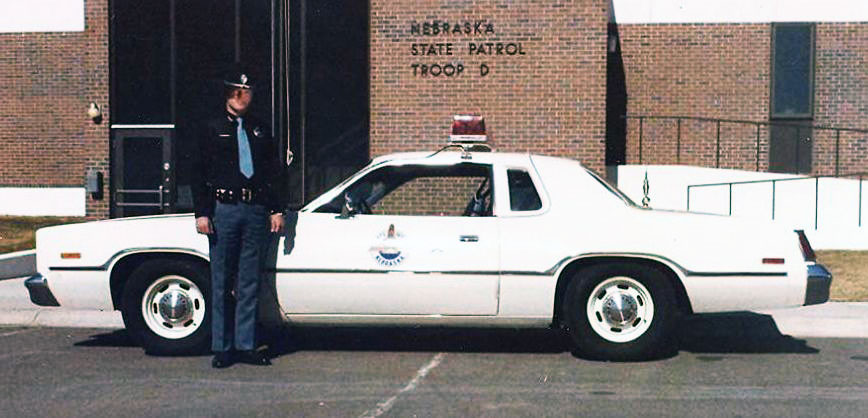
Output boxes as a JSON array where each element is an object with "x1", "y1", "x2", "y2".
[{"x1": 274, "y1": 161, "x2": 500, "y2": 316}]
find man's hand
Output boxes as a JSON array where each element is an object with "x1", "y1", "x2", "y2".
[
  {"x1": 269, "y1": 213, "x2": 285, "y2": 233},
  {"x1": 196, "y1": 216, "x2": 214, "y2": 235}
]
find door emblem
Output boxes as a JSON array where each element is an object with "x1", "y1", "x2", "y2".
[{"x1": 370, "y1": 224, "x2": 405, "y2": 267}]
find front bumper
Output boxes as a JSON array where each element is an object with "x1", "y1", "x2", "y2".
[
  {"x1": 804, "y1": 263, "x2": 832, "y2": 306},
  {"x1": 24, "y1": 274, "x2": 60, "y2": 307}
]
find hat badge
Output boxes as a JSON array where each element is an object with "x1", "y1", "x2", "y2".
[{"x1": 240, "y1": 74, "x2": 248, "y2": 84}]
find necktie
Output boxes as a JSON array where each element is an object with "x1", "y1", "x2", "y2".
[{"x1": 237, "y1": 117, "x2": 254, "y2": 178}]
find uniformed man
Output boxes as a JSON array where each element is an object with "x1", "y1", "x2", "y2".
[{"x1": 192, "y1": 64, "x2": 285, "y2": 368}]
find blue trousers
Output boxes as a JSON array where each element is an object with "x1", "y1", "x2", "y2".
[{"x1": 209, "y1": 201, "x2": 268, "y2": 352}]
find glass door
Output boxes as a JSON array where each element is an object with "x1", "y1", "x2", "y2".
[{"x1": 111, "y1": 127, "x2": 175, "y2": 218}]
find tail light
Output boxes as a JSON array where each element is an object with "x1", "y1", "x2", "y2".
[{"x1": 795, "y1": 230, "x2": 816, "y2": 262}]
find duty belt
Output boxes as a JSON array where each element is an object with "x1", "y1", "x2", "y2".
[{"x1": 215, "y1": 188, "x2": 256, "y2": 204}]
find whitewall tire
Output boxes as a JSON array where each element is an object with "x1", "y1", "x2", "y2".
[
  {"x1": 121, "y1": 259, "x2": 211, "y2": 355},
  {"x1": 562, "y1": 263, "x2": 676, "y2": 361}
]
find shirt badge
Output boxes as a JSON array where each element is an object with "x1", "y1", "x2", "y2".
[{"x1": 253, "y1": 127, "x2": 262, "y2": 137}]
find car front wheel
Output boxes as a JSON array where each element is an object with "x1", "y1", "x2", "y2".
[
  {"x1": 121, "y1": 259, "x2": 210, "y2": 355},
  {"x1": 561, "y1": 263, "x2": 676, "y2": 361}
]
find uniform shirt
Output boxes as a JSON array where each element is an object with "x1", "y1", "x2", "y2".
[{"x1": 191, "y1": 111, "x2": 284, "y2": 218}]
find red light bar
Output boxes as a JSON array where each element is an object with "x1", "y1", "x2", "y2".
[{"x1": 450, "y1": 115, "x2": 487, "y2": 143}]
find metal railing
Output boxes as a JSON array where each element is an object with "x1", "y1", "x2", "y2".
[
  {"x1": 626, "y1": 115, "x2": 868, "y2": 175},
  {"x1": 686, "y1": 173, "x2": 866, "y2": 230}
]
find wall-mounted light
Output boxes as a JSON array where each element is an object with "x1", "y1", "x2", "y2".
[{"x1": 86, "y1": 102, "x2": 103, "y2": 124}]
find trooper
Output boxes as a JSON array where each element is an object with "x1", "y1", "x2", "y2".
[{"x1": 191, "y1": 64, "x2": 285, "y2": 368}]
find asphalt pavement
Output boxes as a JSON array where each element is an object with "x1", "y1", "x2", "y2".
[
  {"x1": 2, "y1": 262, "x2": 868, "y2": 416},
  {"x1": 0, "y1": 327, "x2": 866, "y2": 417}
]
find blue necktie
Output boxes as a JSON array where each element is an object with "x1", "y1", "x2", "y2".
[{"x1": 237, "y1": 117, "x2": 254, "y2": 178}]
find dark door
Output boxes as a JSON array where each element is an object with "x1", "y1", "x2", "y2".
[
  {"x1": 769, "y1": 123, "x2": 813, "y2": 174},
  {"x1": 769, "y1": 23, "x2": 815, "y2": 174},
  {"x1": 287, "y1": 0, "x2": 370, "y2": 206},
  {"x1": 111, "y1": 0, "x2": 370, "y2": 214},
  {"x1": 111, "y1": 128, "x2": 175, "y2": 217}
]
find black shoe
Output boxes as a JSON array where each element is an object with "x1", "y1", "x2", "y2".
[
  {"x1": 212, "y1": 352, "x2": 234, "y2": 369},
  {"x1": 238, "y1": 350, "x2": 271, "y2": 366}
]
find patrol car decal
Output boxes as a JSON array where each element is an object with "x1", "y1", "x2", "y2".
[{"x1": 369, "y1": 224, "x2": 405, "y2": 267}]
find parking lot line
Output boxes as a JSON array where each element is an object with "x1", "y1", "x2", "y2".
[{"x1": 359, "y1": 352, "x2": 446, "y2": 418}]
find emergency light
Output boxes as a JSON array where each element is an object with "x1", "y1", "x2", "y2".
[{"x1": 450, "y1": 115, "x2": 487, "y2": 143}]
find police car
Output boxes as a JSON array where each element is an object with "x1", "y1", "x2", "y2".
[{"x1": 25, "y1": 116, "x2": 832, "y2": 361}]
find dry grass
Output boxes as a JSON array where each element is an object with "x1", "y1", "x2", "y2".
[
  {"x1": 0, "y1": 216, "x2": 88, "y2": 254},
  {"x1": 816, "y1": 251, "x2": 868, "y2": 302}
]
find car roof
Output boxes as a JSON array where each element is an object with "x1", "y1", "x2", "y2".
[{"x1": 369, "y1": 150, "x2": 585, "y2": 168}]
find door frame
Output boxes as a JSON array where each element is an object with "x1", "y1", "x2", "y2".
[{"x1": 110, "y1": 125, "x2": 175, "y2": 218}]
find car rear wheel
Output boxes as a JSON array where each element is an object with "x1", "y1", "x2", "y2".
[
  {"x1": 561, "y1": 263, "x2": 675, "y2": 361},
  {"x1": 121, "y1": 259, "x2": 210, "y2": 355}
]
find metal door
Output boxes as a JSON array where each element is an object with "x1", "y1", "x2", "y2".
[
  {"x1": 111, "y1": 126, "x2": 175, "y2": 218},
  {"x1": 769, "y1": 123, "x2": 813, "y2": 174}
]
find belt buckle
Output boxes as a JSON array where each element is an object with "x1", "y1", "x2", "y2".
[
  {"x1": 216, "y1": 188, "x2": 235, "y2": 203},
  {"x1": 241, "y1": 188, "x2": 253, "y2": 203}
]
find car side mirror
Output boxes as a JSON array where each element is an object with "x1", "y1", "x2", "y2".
[{"x1": 339, "y1": 193, "x2": 354, "y2": 219}]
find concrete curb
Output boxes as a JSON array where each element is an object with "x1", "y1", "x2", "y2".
[
  {"x1": 0, "y1": 250, "x2": 36, "y2": 280},
  {"x1": 757, "y1": 302, "x2": 868, "y2": 339}
]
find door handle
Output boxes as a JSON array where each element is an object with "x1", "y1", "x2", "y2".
[{"x1": 459, "y1": 235, "x2": 479, "y2": 242}]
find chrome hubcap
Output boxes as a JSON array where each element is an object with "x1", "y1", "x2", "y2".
[
  {"x1": 586, "y1": 276, "x2": 655, "y2": 343},
  {"x1": 158, "y1": 290, "x2": 193, "y2": 324},
  {"x1": 141, "y1": 275, "x2": 205, "y2": 340},
  {"x1": 602, "y1": 293, "x2": 638, "y2": 326}
]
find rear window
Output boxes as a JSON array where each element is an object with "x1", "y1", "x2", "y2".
[{"x1": 507, "y1": 169, "x2": 542, "y2": 211}]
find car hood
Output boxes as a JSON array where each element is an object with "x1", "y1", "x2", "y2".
[{"x1": 35, "y1": 213, "x2": 206, "y2": 272}]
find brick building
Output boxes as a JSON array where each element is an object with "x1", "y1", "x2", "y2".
[
  {"x1": 0, "y1": 0, "x2": 866, "y2": 219},
  {"x1": 613, "y1": 1, "x2": 868, "y2": 176}
]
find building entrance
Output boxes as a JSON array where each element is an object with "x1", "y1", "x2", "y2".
[
  {"x1": 110, "y1": 127, "x2": 174, "y2": 217},
  {"x1": 109, "y1": 0, "x2": 369, "y2": 217}
]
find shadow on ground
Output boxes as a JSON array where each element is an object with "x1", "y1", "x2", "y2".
[
  {"x1": 74, "y1": 312, "x2": 818, "y2": 359},
  {"x1": 677, "y1": 312, "x2": 818, "y2": 354},
  {"x1": 74, "y1": 329, "x2": 139, "y2": 348}
]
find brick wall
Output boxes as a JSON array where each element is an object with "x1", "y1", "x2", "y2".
[
  {"x1": 618, "y1": 24, "x2": 771, "y2": 171},
  {"x1": 620, "y1": 22, "x2": 868, "y2": 176},
  {"x1": 374, "y1": 176, "x2": 484, "y2": 216},
  {"x1": 0, "y1": 0, "x2": 109, "y2": 218},
  {"x1": 814, "y1": 23, "x2": 868, "y2": 176},
  {"x1": 369, "y1": 0, "x2": 609, "y2": 173}
]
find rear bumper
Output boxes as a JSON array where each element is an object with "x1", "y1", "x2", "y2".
[
  {"x1": 804, "y1": 263, "x2": 832, "y2": 306},
  {"x1": 24, "y1": 274, "x2": 60, "y2": 307}
]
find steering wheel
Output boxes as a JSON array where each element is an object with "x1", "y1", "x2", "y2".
[
  {"x1": 464, "y1": 178, "x2": 491, "y2": 216},
  {"x1": 356, "y1": 198, "x2": 372, "y2": 215}
]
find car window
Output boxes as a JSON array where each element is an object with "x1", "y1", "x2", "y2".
[
  {"x1": 314, "y1": 163, "x2": 493, "y2": 217},
  {"x1": 507, "y1": 169, "x2": 542, "y2": 211}
]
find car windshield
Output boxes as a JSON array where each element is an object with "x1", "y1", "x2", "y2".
[
  {"x1": 584, "y1": 168, "x2": 639, "y2": 207},
  {"x1": 314, "y1": 163, "x2": 493, "y2": 216}
]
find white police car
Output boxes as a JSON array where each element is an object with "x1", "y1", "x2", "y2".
[{"x1": 26, "y1": 116, "x2": 831, "y2": 360}]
